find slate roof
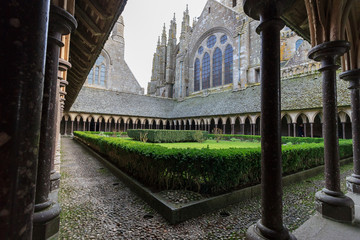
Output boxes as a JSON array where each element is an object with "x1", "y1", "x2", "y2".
[{"x1": 70, "y1": 74, "x2": 351, "y2": 119}]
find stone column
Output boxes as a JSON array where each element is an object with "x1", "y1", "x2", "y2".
[
  {"x1": 222, "y1": 124, "x2": 226, "y2": 134},
  {"x1": 64, "y1": 120, "x2": 68, "y2": 135},
  {"x1": 33, "y1": 4, "x2": 76, "y2": 239},
  {"x1": 156, "y1": 124, "x2": 159, "y2": 129},
  {"x1": 0, "y1": 1, "x2": 50, "y2": 238},
  {"x1": 308, "y1": 40, "x2": 354, "y2": 222},
  {"x1": 241, "y1": 124, "x2": 245, "y2": 135},
  {"x1": 244, "y1": 1, "x2": 295, "y2": 239},
  {"x1": 71, "y1": 121, "x2": 74, "y2": 135},
  {"x1": 293, "y1": 123, "x2": 297, "y2": 137},
  {"x1": 340, "y1": 69, "x2": 360, "y2": 193},
  {"x1": 288, "y1": 123, "x2": 291, "y2": 136},
  {"x1": 231, "y1": 124, "x2": 235, "y2": 135},
  {"x1": 105, "y1": 122, "x2": 108, "y2": 132},
  {"x1": 342, "y1": 122, "x2": 346, "y2": 139},
  {"x1": 310, "y1": 123, "x2": 314, "y2": 138},
  {"x1": 88, "y1": 121, "x2": 91, "y2": 131},
  {"x1": 83, "y1": 121, "x2": 86, "y2": 131},
  {"x1": 304, "y1": 123, "x2": 307, "y2": 137}
]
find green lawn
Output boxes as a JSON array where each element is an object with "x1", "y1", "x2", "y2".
[{"x1": 154, "y1": 140, "x2": 261, "y2": 149}]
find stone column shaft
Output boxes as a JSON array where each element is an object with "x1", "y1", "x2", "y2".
[
  {"x1": 309, "y1": 40, "x2": 354, "y2": 222},
  {"x1": 293, "y1": 123, "x2": 296, "y2": 137},
  {"x1": 231, "y1": 124, "x2": 235, "y2": 135},
  {"x1": 243, "y1": 1, "x2": 295, "y2": 238},
  {"x1": 0, "y1": 1, "x2": 50, "y2": 238},
  {"x1": 340, "y1": 69, "x2": 360, "y2": 193},
  {"x1": 34, "y1": 4, "x2": 77, "y2": 239},
  {"x1": 310, "y1": 123, "x2": 314, "y2": 138}
]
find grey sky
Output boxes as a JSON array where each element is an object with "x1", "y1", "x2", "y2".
[{"x1": 122, "y1": 0, "x2": 208, "y2": 93}]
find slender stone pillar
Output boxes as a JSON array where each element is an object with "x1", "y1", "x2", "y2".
[
  {"x1": 64, "y1": 120, "x2": 68, "y2": 135},
  {"x1": 222, "y1": 124, "x2": 226, "y2": 134},
  {"x1": 0, "y1": 1, "x2": 50, "y2": 238},
  {"x1": 342, "y1": 122, "x2": 346, "y2": 139},
  {"x1": 71, "y1": 121, "x2": 74, "y2": 135},
  {"x1": 293, "y1": 123, "x2": 296, "y2": 137},
  {"x1": 231, "y1": 124, "x2": 235, "y2": 135},
  {"x1": 244, "y1": 1, "x2": 295, "y2": 239},
  {"x1": 304, "y1": 123, "x2": 307, "y2": 137},
  {"x1": 83, "y1": 122, "x2": 86, "y2": 131},
  {"x1": 308, "y1": 40, "x2": 354, "y2": 222},
  {"x1": 340, "y1": 69, "x2": 360, "y2": 194},
  {"x1": 33, "y1": 5, "x2": 76, "y2": 239},
  {"x1": 310, "y1": 123, "x2": 314, "y2": 138},
  {"x1": 88, "y1": 121, "x2": 91, "y2": 131},
  {"x1": 241, "y1": 124, "x2": 245, "y2": 135},
  {"x1": 288, "y1": 123, "x2": 291, "y2": 136}
]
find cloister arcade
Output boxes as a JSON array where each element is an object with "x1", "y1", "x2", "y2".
[{"x1": 62, "y1": 107, "x2": 352, "y2": 139}]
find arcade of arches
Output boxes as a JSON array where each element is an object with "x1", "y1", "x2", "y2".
[{"x1": 61, "y1": 108, "x2": 353, "y2": 139}]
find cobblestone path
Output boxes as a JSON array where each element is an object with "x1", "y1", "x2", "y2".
[{"x1": 59, "y1": 137, "x2": 353, "y2": 239}]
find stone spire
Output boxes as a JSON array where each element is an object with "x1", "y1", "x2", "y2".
[{"x1": 161, "y1": 23, "x2": 167, "y2": 45}]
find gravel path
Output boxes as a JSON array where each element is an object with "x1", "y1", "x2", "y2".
[{"x1": 59, "y1": 137, "x2": 353, "y2": 239}]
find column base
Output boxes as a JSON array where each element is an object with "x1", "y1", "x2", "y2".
[
  {"x1": 50, "y1": 170, "x2": 61, "y2": 191},
  {"x1": 315, "y1": 188, "x2": 354, "y2": 223},
  {"x1": 246, "y1": 221, "x2": 296, "y2": 240},
  {"x1": 33, "y1": 202, "x2": 61, "y2": 240},
  {"x1": 346, "y1": 174, "x2": 360, "y2": 194}
]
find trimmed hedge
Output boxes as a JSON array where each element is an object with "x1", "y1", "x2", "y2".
[
  {"x1": 128, "y1": 129, "x2": 208, "y2": 143},
  {"x1": 74, "y1": 131, "x2": 353, "y2": 195},
  {"x1": 208, "y1": 134, "x2": 325, "y2": 144}
]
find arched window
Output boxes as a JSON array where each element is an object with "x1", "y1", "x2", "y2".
[
  {"x1": 86, "y1": 54, "x2": 107, "y2": 87},
  {"x1": 295, "y1": 39, "x2": 303, "y2": 51},
  {"x1": 202, "y1": 53, "x2": 210, "y2": 89},
  {"x1": 88, "y1": 69, "x2": 93, "y2": 84},
  {"x1": 213, "y1": 48, "x2": 222, "y2": 87},
  {"x1": 224, "y1": 45, "x2": 233, "y2": 84},
  {"x1": 194, "y1": 58, "x2": 200, "y2": 91}
]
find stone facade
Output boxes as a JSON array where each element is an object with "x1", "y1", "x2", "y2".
[
  {"x1": 85, "y1": 16, "x2": 144, "y2": 95},
  {"x1": 147, "y1": 0, "x2": 316, "y2": 99}
]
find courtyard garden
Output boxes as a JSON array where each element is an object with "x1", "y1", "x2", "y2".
[{"x1": 74, "y1": 130, "x2": 353, "y2": 196}]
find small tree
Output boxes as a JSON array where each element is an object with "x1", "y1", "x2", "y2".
[
  {"x1": 193, "y1": 131, "x2": 205, "y2": 143},
  {"x1": 140, "y1": 132, "x2": 148, "y2": 143},
  {"x1": 213, "y1": 128, "x2": 223, "y2": 143}
]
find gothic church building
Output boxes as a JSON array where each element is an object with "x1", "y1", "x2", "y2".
[{"x1": 63, "y1": 0, "x2": 353, "y2": 139}]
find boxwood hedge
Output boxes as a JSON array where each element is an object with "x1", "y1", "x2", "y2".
[
  {"x1": 128, "y1": 129, "x2": 208, "y2": 143},
  {"x1": 74, "y1": 131, "x2": 353, "y2": 195},
  {"x1": 208, "y1": 134, "x2": 324, "y2": 144}
]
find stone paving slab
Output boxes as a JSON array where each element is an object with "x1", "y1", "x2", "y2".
[
  {"x1": 293, "y1": 213, "x2": 360, "y2": 240},
  {"x1": 59, "y1": 137, "x2": 354, "y2": 239}
]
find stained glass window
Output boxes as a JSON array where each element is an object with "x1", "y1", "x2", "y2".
[
  {"x1": 224, "y1": 45, "x2": 233, "y2": 84},
  {"x1": 194, "y1": 58, "x2": 200, "y2": 91},
  {"x1": 220, "y1": 35, "x2": 228, "y2": 44},
  {"x1": 202, "y1": 53, "x2": 210, "y2": 89},
  {"x1": 100, "y1": 65, "x2": 106, "y2": 86},
  {"x1": 94, "y1": 67, "x2": 99, "y2": 84},
  {"x1": 295, "y1": 39, "x2": 303, "y2": 51},
  {"x1": 212, "y1": 48, "x2": 222, "y2": 87},
  {"x1": 207, "y1": 35, "x2": 216, "y2": 48},
  {"x1": 198, "y1": 46, "x2": 204, "y2": 55}
]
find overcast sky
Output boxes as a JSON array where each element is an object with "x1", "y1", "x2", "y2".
[{"x1": 122, "y1": 0, "x2": 208, "y2": 93}]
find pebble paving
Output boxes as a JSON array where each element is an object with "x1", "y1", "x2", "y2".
[{"x1": 59, "y1": 137, "x2": 353, "y2": 239}]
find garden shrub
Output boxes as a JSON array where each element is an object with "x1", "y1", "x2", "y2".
[
  {"x1": 128, "y1": 129, "x2": 208, "y2": 143},
  {"x1": 74, "y1": 131, "x2": 353, "y2": 195}
]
